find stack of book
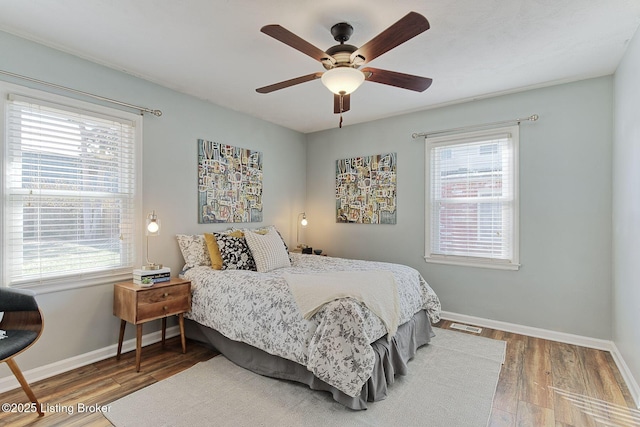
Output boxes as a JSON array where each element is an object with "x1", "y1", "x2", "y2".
[{"x1": 133, "y1": 267, "x2": 171, "y2": 285}]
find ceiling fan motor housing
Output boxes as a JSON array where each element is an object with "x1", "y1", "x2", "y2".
[
  {"x1": 324, "y1": 44, "x2": 358, "y2": 69},
  {"x1": 323, "y1": 22, "x2": 362, "y2": 70}
]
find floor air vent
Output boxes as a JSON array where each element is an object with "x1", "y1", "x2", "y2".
[{"x1": 450, "y1": 323, "x2": 482, "y2": 334}]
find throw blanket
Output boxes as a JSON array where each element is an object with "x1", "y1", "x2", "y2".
[{"x1": 283, "y1": 270, "x2": 400, "y2": 338}]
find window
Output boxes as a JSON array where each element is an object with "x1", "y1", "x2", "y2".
[
  {"x1": 2, "y1": 88, "x2": 142, "y2": 291},
  {"x1": 425, "y1": 126, "x2": 519, "y2": 270}
]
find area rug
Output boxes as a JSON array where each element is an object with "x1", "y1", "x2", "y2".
[{"x1": 105, "y1": 328, "x2": 506, "y2": 427}]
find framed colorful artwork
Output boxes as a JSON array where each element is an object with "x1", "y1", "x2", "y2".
[
  {"x1": 197, "y1": 139, "x2": 263, "y2": 223},
  {"x1": 336, "y1": 152, "x2": 397, "y2": 224}
]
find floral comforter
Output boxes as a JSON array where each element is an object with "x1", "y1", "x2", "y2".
[{"x1": 182, "y1": 253, "x2": 441, "y2": 397}]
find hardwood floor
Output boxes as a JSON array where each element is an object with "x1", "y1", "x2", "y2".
[
  {"x1": 0, "y1": 338, "x2": 218, "y2": 427},
  {"x1": 0, "y1": 323, "x2": 638, "y2": 426},
  {"x1": 433, "y1": 320, "x2": 639, "y2": 427}
]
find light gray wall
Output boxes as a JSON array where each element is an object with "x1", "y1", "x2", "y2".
[
  {"x1": 0, "y1": 31, "x2": 307, "y2": 375},
  {"x1": 306, "y1": 77, "x2": 613, "y2": 339},
  {"x1": 613, "y1": 28, "x2": 640, "y2": 399}
]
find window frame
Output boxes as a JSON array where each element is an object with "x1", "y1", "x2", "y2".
[
  {"x1": 424, "y1": 125, "x2": 520, "y2": 270},
  {"x1": 0, "y1": 82, "x2": 143, "y2": 293}
]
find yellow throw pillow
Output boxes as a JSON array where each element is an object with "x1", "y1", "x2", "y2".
[{"x1": 204, "y1": 233, "x2": 224, "y2": 270}]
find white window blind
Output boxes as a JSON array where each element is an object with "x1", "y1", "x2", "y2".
[
  {"x1": 425, "y1": 126, "x2": 519, "y2": 270},
  {"x1": 5, "y1": 94, "x2": 139, "y2": 287}
]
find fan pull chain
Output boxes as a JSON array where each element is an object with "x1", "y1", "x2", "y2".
[{"x1": 339, "y1": 92, "x2": 345, "y2": 128}]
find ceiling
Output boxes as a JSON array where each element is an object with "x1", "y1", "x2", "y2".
[{"x1": 1, "y1": 1, "x2": 639, "y2": 134}]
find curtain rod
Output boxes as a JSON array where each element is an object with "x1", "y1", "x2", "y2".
[
  {"x1": 0, "y1": 69, "x2": 162, "y2": 117},
  {"x1": 412, "y1": 114, "x2": 538, "y2": 139}
]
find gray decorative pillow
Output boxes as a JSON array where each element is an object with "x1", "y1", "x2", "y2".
[
  {"x1": 240, "y1": 225, "x2": 292, "y2": 261},
  {"x1": 244, "y1": 228, "x2": 291, "y2": 272},
  {"x1": 176, "y1": 234, "x2": 211, "y2": 269},
  {"x1": 214, "y1": 233, "x2": 257, "y2": 271}
]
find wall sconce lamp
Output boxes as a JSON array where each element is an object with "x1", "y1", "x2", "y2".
[
  {"x1": 296, "y1": 212, "x2": 308, "y2": 248},
  {"x1": 143, "y1": 210, "x2": 162, "y2": 270}
]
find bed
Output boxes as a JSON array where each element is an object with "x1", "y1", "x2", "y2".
[{"x1": 177, "y1": 229, "x2": 441, "y2": 410}]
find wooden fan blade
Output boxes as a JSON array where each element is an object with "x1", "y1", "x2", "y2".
[
  {"x1": 351, "y1": 12, "x2": 430, "y2": 65},
  {"x1": 334, "y1": 93, "x2": 351, "y2": 114},
  {"x1": 256, "y1": 72, "x2": 323, "y2": 94},
  {"x1": 362, "y1": 67, "x2": 432, "y2": 92},
  {"x1": 261, "y1": 25, "x2": 333, "y2": 64}
]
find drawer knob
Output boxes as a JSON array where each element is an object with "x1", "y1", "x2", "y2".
[
  {"x1": 163, "y1": 292, "x2": 169, "y2": 297},
  {"x1": 163, "y1": 306, "x2": 168, "y2": 311}
]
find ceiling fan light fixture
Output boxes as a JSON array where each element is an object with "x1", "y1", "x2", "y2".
[{"x1": 321, "y1": 67, "x2": 365, "y2": 95}]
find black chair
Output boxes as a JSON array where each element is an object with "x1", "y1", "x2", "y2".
[{"x1": 0, "y1": 288, "x2": 44, "y2": 416}]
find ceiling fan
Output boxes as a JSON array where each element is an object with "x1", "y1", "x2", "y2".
[{"x1": 256, "y1": 11, "x2": 432, "y2": 128}]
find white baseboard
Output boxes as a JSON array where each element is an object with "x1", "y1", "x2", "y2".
[
  {"x1": 440, "y1": 311, "x2": 640, "y2": 409},
  {"x1": 0, "y1": 325, "x2": 180, "y2": 394},
  {"x1": 440, "y1": 311, "x2": 612, "y2": 350}
]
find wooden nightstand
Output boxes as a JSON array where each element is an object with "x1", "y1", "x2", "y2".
[{"x1": 113, "y1": 278, "x2": 191, "y2": 372}]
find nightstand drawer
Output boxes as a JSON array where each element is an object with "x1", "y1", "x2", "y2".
[
  {"x1": 137, "y1": 296, "x2": 190, "y2": 321},
  {"x1": 138, "y1": 283, "x2": 190, "y2": 305}
]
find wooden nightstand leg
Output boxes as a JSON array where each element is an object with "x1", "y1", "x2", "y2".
[
  {"x1": 178, "y1": 313, "x2": 186, "y2": 354},
  {"x1": 161, "y1": 317, "x2": 167, "y2": 348},
  {"x1": 117, "y1": 319, "x2": 126, "y2": 360},
  {"x1": 135, "y1": 323, "x2": 143, "y2": 372}
]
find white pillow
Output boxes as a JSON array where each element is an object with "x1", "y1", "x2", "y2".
[{"x1": 244, "y1": 228, "x2": 291, "y2": 272}]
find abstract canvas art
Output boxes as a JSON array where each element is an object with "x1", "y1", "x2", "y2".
[
  {"x1": 336, "y1": 152, "x2": 397, "y2": 224},
  {"x1": 198, "y1": 139, "x2": 263, "y2": 223}
]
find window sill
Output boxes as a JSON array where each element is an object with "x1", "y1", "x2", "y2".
[
  {"x1": 424, "y1": 256, "x2": 520, "y2": 271},
  {"x1": 9, "y1": 270, "x2": 135, "y2": 295}
]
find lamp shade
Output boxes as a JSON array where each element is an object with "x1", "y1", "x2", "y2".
[
  {"x1": 321, "y1": 67, "x2": 365, "y2": 95},
  {"x1": 147, "y1": 220, "x2": 159, "y2": 234},
  {"x1": 146, "y1": 211, "x2": 160, "y2": 236},
  {"x1": 297, "y1": 212, "x2": 308, "y2": 247},
  {"x1": 143, "y1": 210, "x2": 162, "y2": 270}
]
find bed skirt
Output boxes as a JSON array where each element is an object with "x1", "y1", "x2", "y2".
[{"x1": 184, "y1": 309, "x2": 434, "y2": 410}]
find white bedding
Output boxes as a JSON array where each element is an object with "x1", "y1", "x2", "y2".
[
  {"x1": 182, "y1": 253, "x2": 441, "y2": 397},
  {"x1": 283, "y1": 270, "x2": 400, "y2": 338}
]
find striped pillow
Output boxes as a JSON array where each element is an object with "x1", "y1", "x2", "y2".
[{"x1": 244, "y1": 227, "x2": 291, "y2": 272}]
